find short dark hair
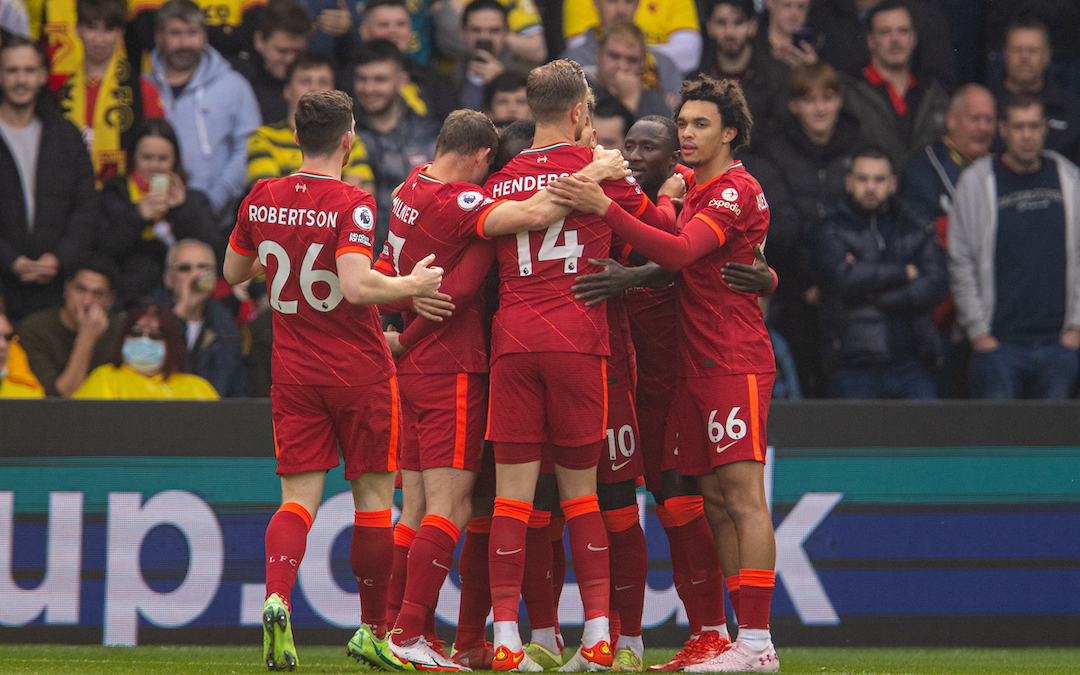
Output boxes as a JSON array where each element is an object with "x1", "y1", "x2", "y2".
[
  {"x1": 436, "y1": 109, "x2": 498, "y2": 157},
  {"x1": 363, "y1": 0, "x2": 408, "y2": 20},
  {"x1": 674, "y1": 74, "x2": 753, "y2": 153},
  {"x1": 1005, "y1": 14, "x2": 1051, "y2": 49},
  {"x1": 494, "y1": 118, "x2": 535, "y2": 169},
  {"x1": 634, "y1": 114, "x2": 679, "y2": 153},
  {"x1": 707, "y1": 0, "x2": 755, "y2": 21},
  {"x1": 111, "y1": 304, "x2": 187, "y2": 378},
  {"x1": 128, "y1": 118, "x2": 189, "y2": 184},
  {"x1": 258, "y1": 0, "x2": 312, "y2": 38},
  {"x1": 484, "y1": 70, "x2": 528, "y2": 112},
  {"x1": 865, "y1": 0, "x2": 913, "y2": 33},
  {"x1": 849, "y1": 145, "x2": 894, "y2": 174},
  {"x1": 594, "y1": 97, "x2": 635, "y2": 139},
  {"x1": 66, "y1": 253, "x2": 121, "y2": 291},
  {"x1": 155, "y1": 0, "x2": 205, "y2": 32},
  {"x1": 295, "y1": 90, "x2": 355, "y2": 157},
  {"x1": 999, "y1": 90, "x2": 1046, "y2": 122},
  {"x1": 76, "y1": 0, "x2": 127, "y2": 29},
  {"x1": 0, "y1": 35, "x2": 46, "y2": 69},
  {"x1": 463, "y1": 0, "x2": 508, "y2": 28},
  {"x1": 352, "y1": 38, "x2": 406, "y2": 72},
  {"x1": 286, "y1": 51, "x2": 336, "y2": 84},
  {"x1": 527, "y1": 59, "x2": 589, "y2": 125}
]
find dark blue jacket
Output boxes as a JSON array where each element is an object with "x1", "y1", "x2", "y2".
[
  {"x1": 147, "y1": 287, "x2": 248, "y2": 397},
  {"x1": 901, "y1": 139, "x2": 964, "y2": 221},
  {"x1": 813, "y1": 197, "x2": 949, "y2": 370}
]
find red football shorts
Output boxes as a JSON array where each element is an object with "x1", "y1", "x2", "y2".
[
  {"x1": 666, "y1": 373, "x2": 774, "y2": 476},
  {"x1": 271, "y1": 379, "x2": 401, "y2": 479},
  {"x1": 397, "y1": 373, "x2": 487, "y2": 472},
  {"x1": 487, "y1": 352, "x2": 608, "y2": 448},
  {"x1": 597, "y1": 349, "x2": 643, "y2": 485}
]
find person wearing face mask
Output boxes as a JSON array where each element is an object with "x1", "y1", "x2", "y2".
[
  {"x1": 97, "y1": 119, "x2": 220, "y2": 307},
  {"x1": 73, "y1": 303, "x2": 218, "y2": 399}
]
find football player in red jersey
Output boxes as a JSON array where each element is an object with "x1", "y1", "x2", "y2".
[
  {"x1": 479, "y1": 59, "x2": 676, "y2": 674},
  {"x1": 549, "y1": 76, "x2": 781, "y2": 673},
  {"x1": 222, "y1": 90, "x2": 444, "y2": 673},
  {"x1": 370, "y1": 110, "x2": 627, "y2": 671}
]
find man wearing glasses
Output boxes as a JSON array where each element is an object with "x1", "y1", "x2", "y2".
[{"x1": 146, "y1": 239, "x2": 248, "y2": 396}]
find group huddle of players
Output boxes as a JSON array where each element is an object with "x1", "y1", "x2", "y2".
[{"x1": 223, "y1": 58, "x2": 780, "y2": 674}]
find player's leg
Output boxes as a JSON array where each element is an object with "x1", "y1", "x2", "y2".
[
  {"x1": 523, "y1": 471, "x2": 562, "y2": 668},
  {"x1": 598, "y1": 480, "x2": 646, "y2": 672},
  {"x1": 452, "y1": 444, "x2": 496, "y2": 669},
  {"x1": 700, "y1": 488, "x2": 741, "y2": 620},
  {"x1": 389, "y1": 468, "x2": 424, "y2": 630}
]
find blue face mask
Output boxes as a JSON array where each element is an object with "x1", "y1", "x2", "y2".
[{"x1": 122, "y1": 337, "x2": 166, "y2": 374}]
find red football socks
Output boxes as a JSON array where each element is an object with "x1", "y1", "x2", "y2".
[
  {"x1": 550, "y1": 516, "x2": 566, "y2": 610},
  {"x1": 725, "y1": 574, "x2": 741, "y2": 620},
  {"x1": 738, "y1": 569, "x2": 774, "y2": 631},
  {"x1": 522, "y1": 510, "x2": 557, "y2": 630},
  {"x1": 658, "y1": 496, "x2": 726, "y2": 630},
  {"x1": 395, "y1": 515, "x2": 460, "y2": 642},
  {"x1": 387, "y1": 522, "x2": 416, "y2": 629},
  {"x1": 352, "y1": 509, "x2": 394, "y2": 638},
  {"x1": 265, "y1": 503, "x2": 312, "y2": 609},
  {"x1": 454, "y1": 517, "x2": 492, "y2": 648},
  {"x1": 602, "y1": 505, "x2": 646, "y2": 637},
  {"x1": 562, "y1": 494, "x2": 609, "y2": 621},
  {"x1": 489, "y1": 497, "x2": 531, "y2": 622}
]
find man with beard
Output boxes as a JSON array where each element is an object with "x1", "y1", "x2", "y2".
[
  {"x1": 0, "y1": 36, "x2": 97, "y2": 322},
  {"x1": 692, "y1": 0, "x2": 788, "y2": 149},
  {"x1": 145, "y1": 0, "x2": 261, "y2": 218}
]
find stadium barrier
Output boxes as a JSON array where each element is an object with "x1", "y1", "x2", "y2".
[{"x1": 1, "y1": 400, "x2": 1078, "y2": 647}]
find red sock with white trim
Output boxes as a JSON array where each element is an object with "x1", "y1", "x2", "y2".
[
  {"x1": 562, "y1": 494, "x2": 609, "y2": 635},
  {"x1": 737, "y1": 569, "x2": 774, "y2": 651},
  {"x1": 265, "y1": 503, "x2": 311, "y2": 610},
  {"x1": 489, "y1": 497, "x2": 531, "y2": 624}
]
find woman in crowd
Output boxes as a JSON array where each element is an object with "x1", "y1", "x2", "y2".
[
  {"x1": 74, "y1": 304, "x2": 218, "y2": 399},
  {"x1": 96, "y1": 119, "x2": 221, "y2": 307}
]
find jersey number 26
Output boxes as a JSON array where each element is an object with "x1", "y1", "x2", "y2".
[{"x1": 259, "y1": 240, "x2": 344, "y2": 313}]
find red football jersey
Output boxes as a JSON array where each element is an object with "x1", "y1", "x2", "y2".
[
  {"x1": 483, "y1": 142, "x2": 648, "y2": 359},
  {"x1": 676, "y1": 161, "x2": 774, "y2": 377},
  {"x1": 378, "y1": 164, "x2": 500, "y2": 375},
  {"x1": 230, "y1": 171, "x2": 393, "y2": 387}
]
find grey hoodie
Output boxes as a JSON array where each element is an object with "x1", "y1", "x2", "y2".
[
  {"x1": 147, "y1": 45, "x2": 262, "y2": 215},
  {"x1": 947, "y1": 150, "x2": 1080, "y2": 341}
]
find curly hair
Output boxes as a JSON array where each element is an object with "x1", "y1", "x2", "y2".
[{"x1": 674, "y1": 75, "x2": 753, "y2": 153}]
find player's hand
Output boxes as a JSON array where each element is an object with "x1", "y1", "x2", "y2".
[
  {"x1": 383, "y1": 327, "x2": 406, "y2": 357},
  {"x1": 548, "y1": 174, "x2": 611, "y2": 215},
  {"x1": 409, "y1": 253, "x2": 444, "y2": 298},
  {"x1": 721, "y1": 244, "x2": 773, "y2": 294},
  {"x1": 659, "y1": 172, "x2": 686, "y2": 205},
  {"x1": 572, "y1": 258, "x2": 638, "y2": 306},
  {"x1": 316, "y1": 0, "x2": 352, "y2": 37},
  {"x1": 413, "y1": 293, "x2": 455, "y2": 322},
  {"x1": 971, "y1": 333, "x2": 999, "y2": 353},
  {"x1": 581, "y1": 145, "x2": 630, "y2": 182}
]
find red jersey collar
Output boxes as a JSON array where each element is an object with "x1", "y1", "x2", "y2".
[
  {"x1": 863, "y1": 64, "x2": 916, "y2": 116},
  {"x1": 693, "y1": 160, "x2": 743, "y2": 192}
]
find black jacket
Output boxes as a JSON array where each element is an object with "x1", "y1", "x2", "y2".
[
  {"x1": 96, "y1": 176, "x2": 222, "y2": 307},
  {"x1": 808, "y1": 0, "x2": 958, "y2": 91},
  {"x1": 991, "y1": 78, "x2": 1080, "y2": 164},
  {"x1": 0, "y1": 97, "x2": 97, "y2": 321},
  {"x1": 691, "y1": 47, "x2": 789, "y2": 152},
  {"x1": 813, "y1": 197, "x2": 948, "y2": 370},
  {"x1": 232, "y1": 53, "x2": 288, "y2": 125}
]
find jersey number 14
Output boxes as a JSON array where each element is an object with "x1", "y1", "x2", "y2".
[{"x1": 516, "y1": 218, "x2": 583, "y2": 276}]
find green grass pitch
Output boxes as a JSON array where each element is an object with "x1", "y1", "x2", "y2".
[{"x1": 1, "y1": 645, "x2": 1078, "y2": 675}]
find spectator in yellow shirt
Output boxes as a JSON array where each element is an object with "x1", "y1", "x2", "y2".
[
  {"x1": 246, "y1": 51, "x2": 375, "y2": 193},
  {"x1": 74, "y1": 303, "x2": 218, "y2": 399},
  {"x1": 564, "y1": 0, "x2": 701, "y2": 74},
  {"x1": 0, "y1": 289, "x2": 45, "y2": 398}
]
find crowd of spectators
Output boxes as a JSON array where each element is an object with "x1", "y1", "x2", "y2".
[{"x1": 2, "y1": 0, "x2": 1080, "y2": 400}]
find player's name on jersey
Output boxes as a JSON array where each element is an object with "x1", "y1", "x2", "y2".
[
  {"x1": 489, "y1": 171, "x2": 571, "y2": 199},
  {"x1": 391, "y1": 196, "x2": 419, "y2": 225},
  {"x1": 246, "y1": 204, "x2": 340, "y2": 228}
]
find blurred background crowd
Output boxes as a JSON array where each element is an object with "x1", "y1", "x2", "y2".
[{"x1": 1, "y1": 0, "x2": 1079, "y2": 401}]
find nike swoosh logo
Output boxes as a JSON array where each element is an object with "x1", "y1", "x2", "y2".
[
  {"x1": 715, "y1": 440, "x2": 737, "y2": 453},
  {"x1": 433, "y1": 559, "x2": 451, "y2": 571},
  {"x1": 587, "y1": 544, "x2": 608, "y2": 552},
  {"x1": 691, "y1": 578, "x2": 707, "y2": 585},
  {"x1": 611, "y1": 459, "x2": 631, "y2": 471},
  {"x1": 495, "y1": 548, "x2": 522, "y2": 555},
  {"x1": 614, "y1": 584, "x2": 634, "y2": 591}
]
